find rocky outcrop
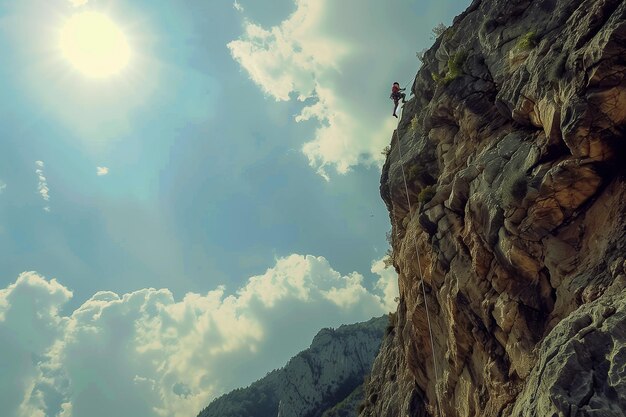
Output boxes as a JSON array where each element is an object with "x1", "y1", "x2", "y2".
[
  {"x1": 512, "y1": 294, "x2": 625, "y2": 416},
  {"x1": 363, "y1": 0, "x2": 626, "y2": 415},
  {"x1": 197, "y1": 316, "x2": 387, "y2": 417}
]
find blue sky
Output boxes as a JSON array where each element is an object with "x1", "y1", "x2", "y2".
[{"x1": 0, "y1": 0, "x2": 469, "y2": 416}]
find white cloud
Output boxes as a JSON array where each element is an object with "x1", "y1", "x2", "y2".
[
  {"x1": 35, "y1": 161, "x2": 50, "y2": 211},
  {"x1": 371, "y1": 258, "x2": 400, "y2": 312},
  {"x1": 233, "y1": 1, "x2": 244, "y2": 12},
  {"x1": 228, "y1": 2, "x2": 339, "y2": 102},
  {"x1": 0, "y1": 180, "x2": 6, "y2": 193},
  {"x1": 0, "y1": 254, "x2": 397, "y2": 417},
  {"x1": 68, "y1": 0, "x2": 88, "y2": 7},
  {"x1": 59, "y1": 403, "x2": 72, "y2": 417},
  {"x1": 228, "y1": 0, "x2": 398, "y2": 180},
  {"x1": 0, "y1": 272, "x2": 72, "y2": 417},
  {"x1": 96, "y1": 167, "x2": 109, "y2": 176}
]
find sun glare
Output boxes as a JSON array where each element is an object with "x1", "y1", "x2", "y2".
[{"x1": 59, "y1": 11, "x2": 131, "y2": 78}]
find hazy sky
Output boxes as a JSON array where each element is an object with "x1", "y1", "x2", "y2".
[{"x1": 0, "y1": 0, "x2": 468, "y2": 416}]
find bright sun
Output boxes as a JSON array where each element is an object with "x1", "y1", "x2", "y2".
[{"x1": 59, "y1": 11, "x2": 131, "y2": 78}]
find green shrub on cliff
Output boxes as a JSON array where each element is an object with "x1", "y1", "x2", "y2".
[
  {"x1": 516, "y1": 31, "x2": 538, "y2": 51},
  {"x1": 432, "y1": 50, "x2": 467, "y2": 85},
  {"x1": 418, "y1": 185, "x2": 437, "y2": 204},
  {"x1": 446, "y1": 51, "x2": 466, "y2": 79},
  {"x1": 431, "y1": 22, "x2": 447, "y2": 39},
  {"x1": 407, "y1": 164, "x2": 435, "y2": 187}
]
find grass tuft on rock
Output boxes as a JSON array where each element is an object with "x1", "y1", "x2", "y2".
[{"x1": 409, "y1": 115, "x2": 420, "y2": 137}]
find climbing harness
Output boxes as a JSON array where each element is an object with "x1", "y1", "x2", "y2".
[{"x1": 393, "y1": 105, "x2": 443, "y2": 417}]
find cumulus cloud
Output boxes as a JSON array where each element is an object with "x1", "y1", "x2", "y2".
[
  {"x1": 233, "y1": 1, "x2": 244, "y2": 12},
  {"x1": 372, "y1": 258, "x2": 400, "y2": 312},
  {"x1": 0, "y1": 273, "x2": 72, "y2": 417},
  {"x1": 228, "y1": 1, "x2": 339, "y2": 101},
  {"x1": 68, "y1": 0, "x2": 88, "y2": 7},
  {"x1": 35, "y1": 161, "x2": 50, "y2": 211},
  {"x1": 0, "y1": 254, "x2": 397, "y2": 417},
  {"x1": 228, "y1": 0, "x2": 395, "y2": 180},
  {"x1": 0, "y1": 180, "x2": 6, "y2": 193},
  {"x1": 96, "y1": 167, "x2": 109, "y2": 176}
]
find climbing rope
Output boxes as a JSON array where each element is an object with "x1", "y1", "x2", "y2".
[
  {"x1": 393, "y1": 115, "x2": 443, "y2": 417},
  {"x1": 402, "y1": 77, "x2": 413, "y2": 90}
]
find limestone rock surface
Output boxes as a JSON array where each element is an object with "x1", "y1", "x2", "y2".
[{"x1": 362, "y1": 0, "x2": 626, "y2": 415}]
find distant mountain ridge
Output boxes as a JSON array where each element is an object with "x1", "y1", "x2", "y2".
[{"x1": 196, "y1": 316, "x2": 388, "y2": 417}]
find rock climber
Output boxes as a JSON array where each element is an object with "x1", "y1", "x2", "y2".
[{"x1": 390, "y1": 82, "x2": 406, "y2": 118}]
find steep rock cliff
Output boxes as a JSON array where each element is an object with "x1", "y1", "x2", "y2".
[
  {"x1": 362, "y1": 0, "x2": 626, "y2": 415},
  {"x1": 197, "y1": 316, "x2": 387, "y2": 417}
]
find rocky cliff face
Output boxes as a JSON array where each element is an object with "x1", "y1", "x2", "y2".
[
  {"x1": 362, "y1": 0, "x2": 626, "y2": 416},
  {"x1": 197, "y1": 316, "x2": 387, "y2": 417}
]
